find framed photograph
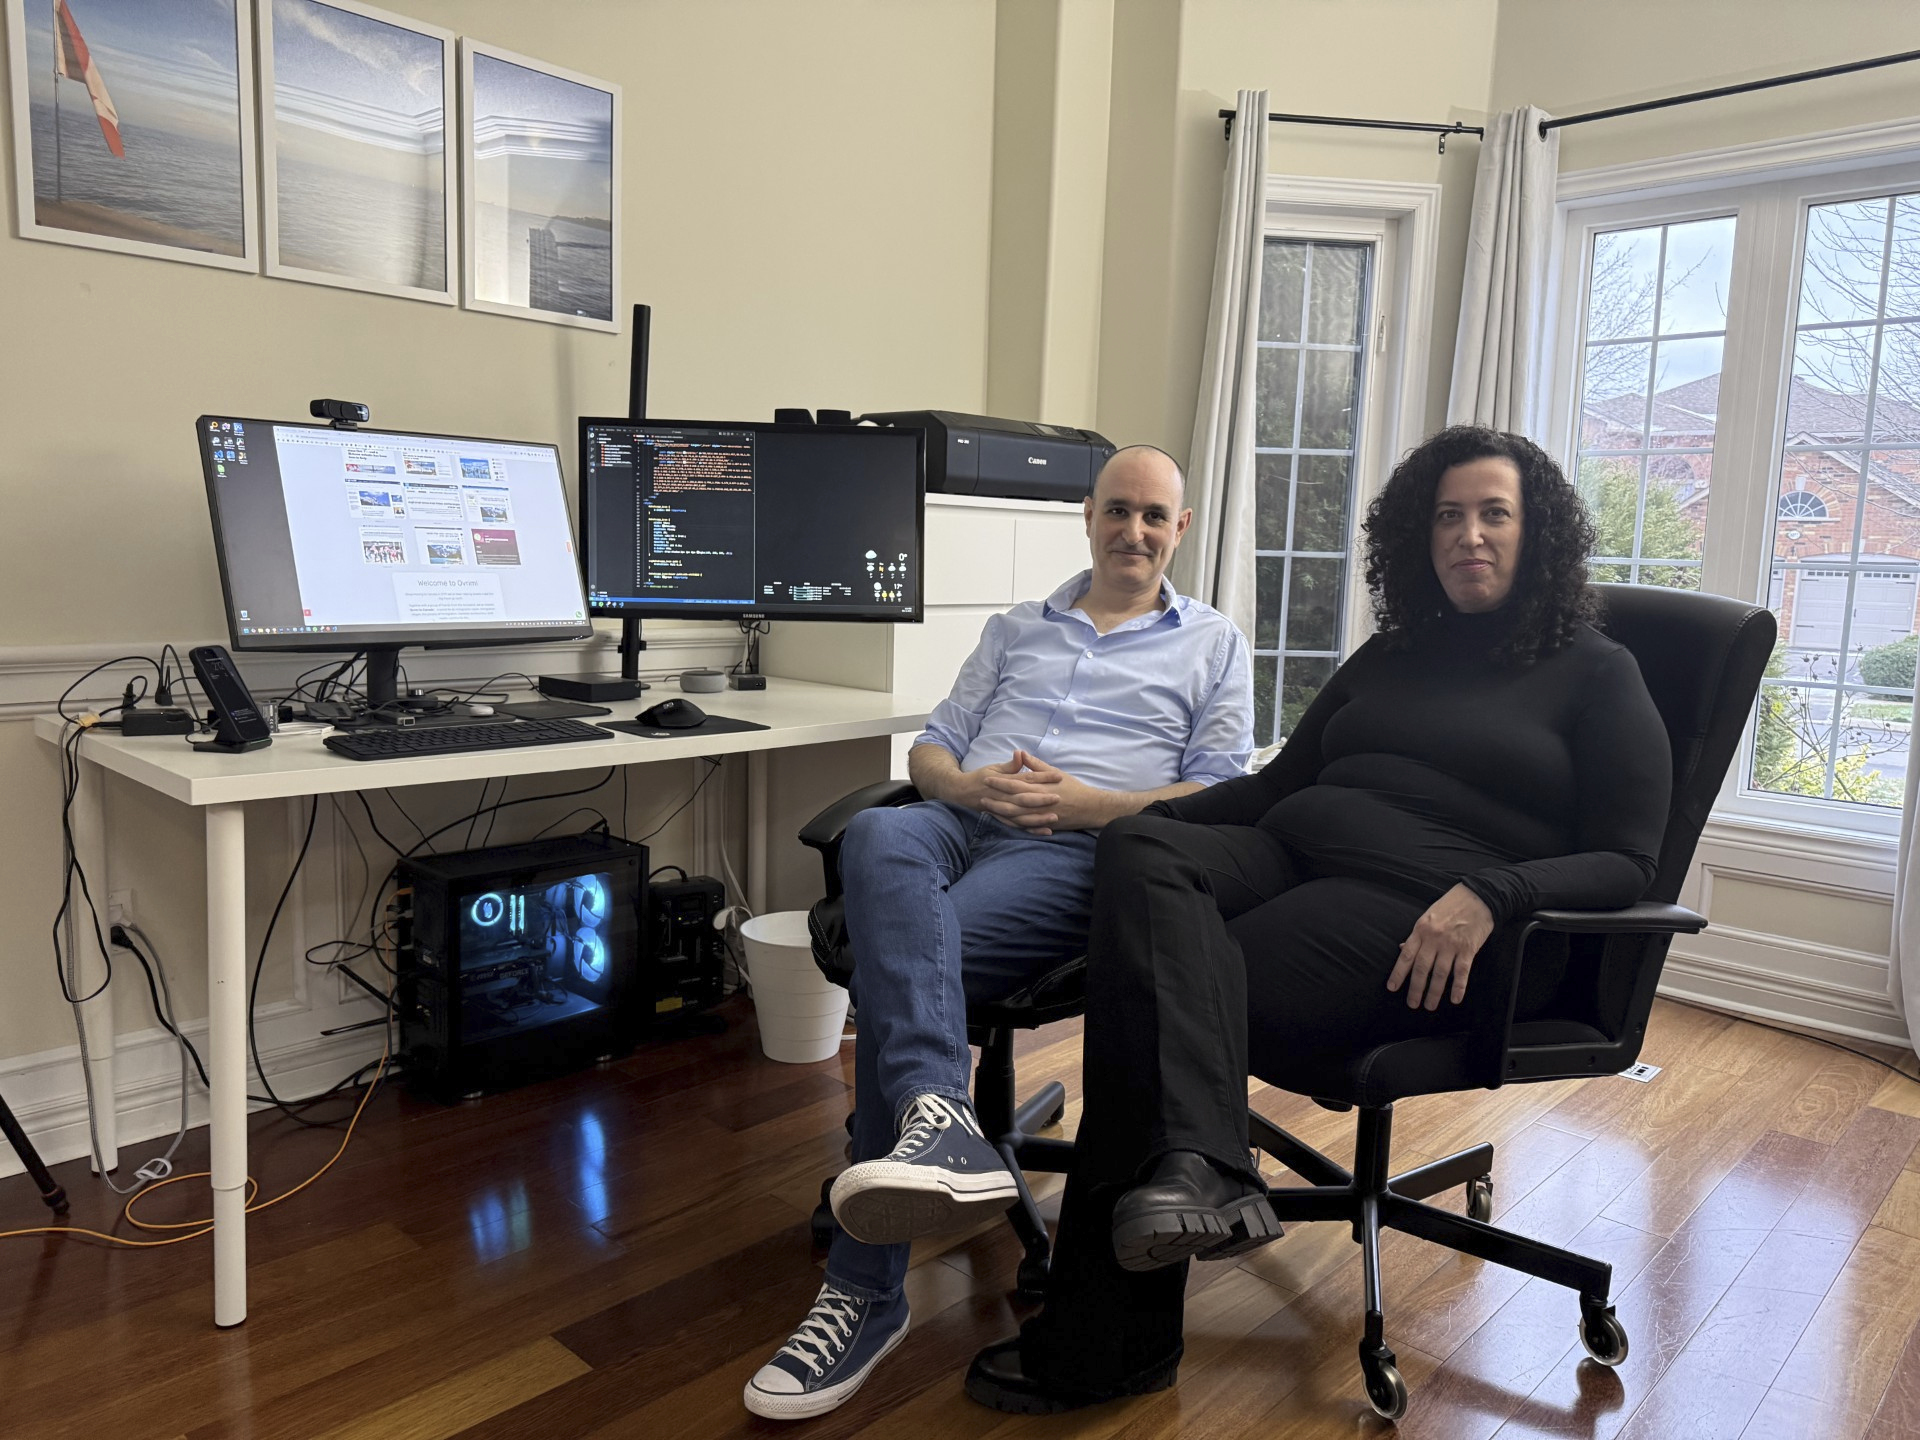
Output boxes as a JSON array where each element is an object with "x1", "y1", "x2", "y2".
[
  {"x1": 257, "y1": 0, "x2": 455, "y2": 303},
  {"x1": 4, "y1": 0, "x2": 257, "y2": 269},
  {"x1": 460, "y1": 39, "x2": 618, "y2": 331}
]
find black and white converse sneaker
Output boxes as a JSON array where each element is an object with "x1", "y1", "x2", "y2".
[
  {"x1": 830, "y1": 1093, "x2": 1020, "y2": 1245},
  {"x1": 743, "y1": 1284, "x2": 910, "y2": 1420}
]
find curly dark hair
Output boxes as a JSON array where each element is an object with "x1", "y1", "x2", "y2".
[{"x1": 1361, "y1": 425, "x2": 1598, "y2": 667}]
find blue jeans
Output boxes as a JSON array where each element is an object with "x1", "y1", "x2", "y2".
[{"x1": 825, "y1": 801, "x2": 1099, "y2": 1299}]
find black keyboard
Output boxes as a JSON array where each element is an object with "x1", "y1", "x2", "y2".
[{"x1": 323, "y1": 717, "x2": 615, "y2": 761}]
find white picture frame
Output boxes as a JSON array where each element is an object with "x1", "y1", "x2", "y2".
[
  {"x1": 459, "y1": 37, "x2": 619, "y2": 331},
  {"x1": 4, "y1": 0, "x2": 258, "y2": 271},
  {"x1": 256, "y1": 0, "x2": 456, "y2": 304}
]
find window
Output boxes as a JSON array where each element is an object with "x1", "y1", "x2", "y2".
[
  {"x1": 1571, "y1": 217, "x2": 1733, "y2": 590},
  {"x1": 1252, "y1": 237, "x2": 1371, "y2": 745},
  {"x1": 1553, "y1": 157, "x2": 1920, "y2": 831}
]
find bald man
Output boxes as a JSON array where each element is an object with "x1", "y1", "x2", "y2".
[{"x1": 746, "y1": 446, "x2": 1253, "y2": 1420}]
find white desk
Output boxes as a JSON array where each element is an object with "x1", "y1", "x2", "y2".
[{"x1": 36, "y1": 679, "x2": 929, "y2": 1327}]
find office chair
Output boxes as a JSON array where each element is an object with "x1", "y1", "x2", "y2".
[
  {"x1": 1243, "y1": 583, "x2": 1775, "y2": 1419},
  {"x1": 799, "y1": 783, "x2": 1085, "y2": 1299}
]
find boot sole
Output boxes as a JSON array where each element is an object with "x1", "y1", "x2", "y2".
[
  {"x1": 831, "y1": 1163, "x2": 1020, "y2": 1245},
  {"x1": 964, "y1": 1357, "x2": 1177, "y2": 1413},
  {"x1": 1112, "y1": 1193, "x2": 1282, "y2": 1272}
]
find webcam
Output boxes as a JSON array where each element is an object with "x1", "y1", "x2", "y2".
[{"x1": 310, "y1": 398, "x2": 369, "y2": 429}]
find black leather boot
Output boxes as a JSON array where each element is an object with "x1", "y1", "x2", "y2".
[
  {"x1": 964, "y1": 1336, "x2": 1177, "y2": 1414},
  {"x1": 1109, "y1": 1150, "x2": 1281, "y2": 1272}
]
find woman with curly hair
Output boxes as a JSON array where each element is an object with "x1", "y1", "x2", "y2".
[{"x1": 964, "y1": 424, "x2": 1673, "y2": 1413}]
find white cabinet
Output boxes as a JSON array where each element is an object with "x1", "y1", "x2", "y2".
[{"x1": 761, "y1": 493, "x2": 1088, "y2": 776}]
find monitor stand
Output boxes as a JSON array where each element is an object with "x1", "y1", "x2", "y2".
[
  {"x1": 359, "y1": 645, "x2": 507, "y2": 728},
  {"x1": 537, "y1": 617, "x2": 650, "y2": 703}
]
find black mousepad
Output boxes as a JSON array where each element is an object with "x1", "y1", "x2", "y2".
[{"x1": 602, "y1": 715, "x2": 772, "y2": 740}]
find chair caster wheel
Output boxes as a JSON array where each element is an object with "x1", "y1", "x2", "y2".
[
  {"x1": 810, "y1": 1201, "x2": 835, "y2": 1251},
  {"x1": 1015, "y1": 1255, "x2": 1049, "y2": 1302},
  {"x1": 1042, "y1": 1102, "x2": 1065, "y2": 1130},
  {"x1": 1466, "y1": 1174, "x2": 1494, "y2": 1223},
  {"x1": 1361, "y1": 1353, "x2": 1408, "y2": 1420},
  {"x1": 1578, "y1": 1303, "x2": 1629, "y2": 1366}
]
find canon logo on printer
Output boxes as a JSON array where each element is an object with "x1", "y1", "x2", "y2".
[{"x1": 1027, "y1": 456, "x2": 1047, "y2": 465}]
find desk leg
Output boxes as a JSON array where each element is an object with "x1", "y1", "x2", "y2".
[
  {"x1": 206, "y1": 802, "x2": 248, "y2": 1328},
  {"x1": 69, "y1": 754, "x2": 117, "y2": 1172},
  {"x1": 747, "y1": 751, "x2": 768, "y2": 915}
]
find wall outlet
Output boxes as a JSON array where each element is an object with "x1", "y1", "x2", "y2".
[
  {"x1": 1619, "y1": 1062, "x2": 1661, "y2": 1083},
  {"x1": 107, "y1": 890, "x2": 133, "y2": 933}
]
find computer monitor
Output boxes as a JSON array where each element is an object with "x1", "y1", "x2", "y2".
[
  {"x1": 197, "y1": 415, "x2": 592, "y2": 709},
  {"x1": 578, "y1": 419, "x2": 925, "y2": 623}
]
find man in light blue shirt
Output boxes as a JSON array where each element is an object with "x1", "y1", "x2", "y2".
[{"x1": 746, "y1": 446, "x2": 1252, "y2": 1421}]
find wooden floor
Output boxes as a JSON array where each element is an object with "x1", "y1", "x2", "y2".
[{"x1": 6, "y1": 997, "x2": 1920, "y2": 1439}]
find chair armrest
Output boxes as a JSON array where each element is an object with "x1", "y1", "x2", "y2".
[
  {"x1": 797, "y1": 780, "x2": 922, "y2": 851},
  {"x1": 1528, "y1": 901, "x2": 1707, "y2": 936}
]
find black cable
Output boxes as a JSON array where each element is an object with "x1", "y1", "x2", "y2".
[
  {"x1": 466, "y1": 776, "x2": 493, "y2": 851},
  {"x1": 116, "y1": 927, "x2": 211, "y2": 1089},
  {"x1": 527, "y1": 807, "x2": 612, "y2": 842},
  {"x1": 382, "y1": 789, "x2": 433, "y2": 853},
  {"x1": 247, "y1": 797, "x2": 349, "y2": 1128},
  {"x1": 650, "y1": 864, "x2": 689, "y2": 882},
  {"x1": 354, "y1": 790, "x2": 414, "y2": 857},
  {"x1": 639, "y1": 758, "x2": 722, "y2": 842},
  {"x1": 404, "y1": 769, "x2": 618, "y2": 856},
  {"x1": 1662, "y1": 995, "x2": 1920, "y2": 1088},
  {"x1": 55, "y1": 724, "x2": 117, "y2": 1004}
]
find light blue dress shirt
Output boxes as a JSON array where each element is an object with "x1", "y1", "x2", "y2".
[{"x1": 914, "y1": 570, "x2": 1254, "y2": 793}]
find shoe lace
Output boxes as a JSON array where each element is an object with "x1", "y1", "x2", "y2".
[
  {"x1": 892, "y1": 1094, "x2": 982, "y2": 1160},
  {"x1": 777, "y1": 1287, "x2": 862, "y2": 1376}
]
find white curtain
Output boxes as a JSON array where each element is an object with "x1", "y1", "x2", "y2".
[
  {"x1": 1891, "y1": 747, "x2": 1920, "y2": 1054},
  {"x1": 1447, "y1": 105, "x2": 1561, "y2": 431},
  {"x1": 1178, "y1": 88, "x2": 1267, "y2": 639}
]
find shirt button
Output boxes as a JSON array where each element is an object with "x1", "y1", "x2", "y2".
[
  {"x1": 1052, "y1": 728, "x2": 1061, "y2": 735},
  {"x1": 1085, "y1": 649, "x2": 1093, "y2": 658}
]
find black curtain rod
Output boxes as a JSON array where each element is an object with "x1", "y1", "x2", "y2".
[
  {"x1": 1541, "y1": 47, "x2": 1920, "y2": 134},
  {"x1": 1219, "y1": 110, "x2": 1483, "y2": 152}
]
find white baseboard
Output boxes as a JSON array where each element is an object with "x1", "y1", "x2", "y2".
[
  {"x1": 1660, "y1": 939, "x2": 1911, "y2": 1047},
  {"x1": 0, "y1": 1002, "x2": 386, "y2": 1182}
]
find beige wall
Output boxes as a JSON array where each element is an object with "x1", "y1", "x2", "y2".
[
  {"x1": 0, "y1": 0, "x2": 997, "y2": 1074},
  {"x1": 1491, "y1": 0, "x2": 1920, "y2": 174}
]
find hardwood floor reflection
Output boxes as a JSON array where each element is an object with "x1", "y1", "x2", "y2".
[{"x1": 3, "y1": 997, "x2": 1919, "y2": 1439}]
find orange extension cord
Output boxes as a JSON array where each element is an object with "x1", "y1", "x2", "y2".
[{"x1": 0, "y1": 1042, "x2": 389, "y2": 1248}]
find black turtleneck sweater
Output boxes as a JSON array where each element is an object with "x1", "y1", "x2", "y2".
[{"x1": 1151, "y1": 609, "x2": 1671, "y2": 923}]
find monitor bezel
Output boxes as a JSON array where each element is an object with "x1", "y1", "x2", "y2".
[
  {"x1": 576, "y1": 416, "x2": 927, "y2": 624},
  {"x1": 198, "y1": 414, "x2": 595, "y2": 655}
]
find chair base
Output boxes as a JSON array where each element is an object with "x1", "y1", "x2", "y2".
[
  {"x1": 811, "y1": 1026, "x2": 1071, "y2": 1301},
  {"x1": 1250, "y1": 1105, "x2": 1626, "y2": 1419}
]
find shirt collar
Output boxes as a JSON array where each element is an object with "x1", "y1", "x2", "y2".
[{"x1": 1043, "y1": 570, "x2": 1185, "y2": 629}]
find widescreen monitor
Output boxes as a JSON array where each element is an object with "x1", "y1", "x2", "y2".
[
  {"x1": 197, "y1": 415, "x2": 591, "y2": 706},
  {"x1": 578, "y1": 419, "x2": 925, "y2": 623}
]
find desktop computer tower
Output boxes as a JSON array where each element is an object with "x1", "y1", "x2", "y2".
[
  {"x1": 395, "y1": 833, "x2": 647, "y2": 1100},
  {"x1": 646, "y1": 875, "x2": 727, "y2": 1022}
]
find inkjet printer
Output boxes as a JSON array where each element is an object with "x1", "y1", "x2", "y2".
[{"x1": 863, "y1": 410, "x2": 1115, "y2": 504}]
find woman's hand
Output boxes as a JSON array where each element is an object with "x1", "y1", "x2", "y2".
[{"x1": 1387, "y1": 884, "x2": 1495, "y2": 1010}]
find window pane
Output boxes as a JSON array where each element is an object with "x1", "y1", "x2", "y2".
[
  {"x1": 1799, "y1": 198, "x2": 1889, "y2": 326},
  {"x1": 1751, "y1": 681, "x2": 1833, "y2": 798},
  {"x1": 1255, "y1": 453, "x2": 1294, "y2": 550},
  {"x1": 1256, "y1": 348, "x2": 1300, "y2": 448},
  {"x1": 1891, "y1": 196, "x2": 1920, "y2": 320},
  {"x1": 1789, "y1": 328, "x2": 1876, "y2": 442},
  {"x1": 1306, "y1": 244, "x2": 1366, "y2": 345},
  {"x1": 1580, "y1": 454, "x2": 1646, "y2": 562},
  {"x1": 1286, "y1": 556, "x2": 1342, "y2": 652},
  {"x1": 1300, "y1": 349, "x2": 1358, "y2": 449},
  {"x1": 1280, "y1": 655, "x2": 1336, "y2": 739},
  {"x1": 1773, "y1": 451, "x2": 1860, "y2": 563},
  {"x1": 1588, "y1": 227, "x2": 1660, "y2": 340},
  {"x1": 1252, "y1": 654, "x2": 1278, "y2": 748},
  {"x1": 1875, "y1": 323, "x2": 1920, "y2": 437},
  {"x1": 1650, "y1": 336, "x2": 1724, "y2": 443},
  {"x1": 1640, "y1": 466, "x2": 1707, "y2": 561},
  {"x1": 1582, "y1": 342, "x2": 1652, "y2": 446},
  {"x1": 1659, "y1": 216, "x2": 1736, "y2": 335},
  {"x1": 1255, "y1": 556, "x2": 1285, "y2": 650},
  {"x1": 1260, "y1": 241, "x2": 1306, "y2": 342},
  {"x1": 1294, "y1": 453, "x2": 1352, "y2": 553}
]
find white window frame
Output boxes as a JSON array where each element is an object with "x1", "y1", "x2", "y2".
[
  {"x1": 1544, "y1": 123, "x2": 1920, "y2": 843},
  {"x1": 1263, "y1": 176, "x2": 1439, "y2": 657}
]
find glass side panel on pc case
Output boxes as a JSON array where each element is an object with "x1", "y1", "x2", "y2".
[
  {"x1": 458, "y1": 872, "x2": 616, "y2": 1045},
  {"x1": 579, "y1": 419, "x2": 925, "y2": 621}
]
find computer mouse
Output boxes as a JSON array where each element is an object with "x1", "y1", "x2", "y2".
[{"x1": 637, "y1": 697, "x2": 707, "y2": 729}]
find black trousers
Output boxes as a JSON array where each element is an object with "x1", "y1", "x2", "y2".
[{"x1": 1020, "y1": 812, "x2": 1467, "y2": 1390}]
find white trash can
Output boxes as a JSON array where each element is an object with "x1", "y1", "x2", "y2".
[{"x1": 742, "y1": 910, "x2": 850, "y2": 1064}]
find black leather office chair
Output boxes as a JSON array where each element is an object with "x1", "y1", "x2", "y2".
[
  {"x1": 799, "y1": 785, "x2": 1084, "y2": 1299},
  {"x1": 1245, "y1": 584, "x2": 1775, "y2": 1419}
]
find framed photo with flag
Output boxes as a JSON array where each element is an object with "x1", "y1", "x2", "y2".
[
  {"x1": 4, "y1": 0, "x2": 257, "y2": 270},
  {"x1": 257, "y1": 0, "x2": 456, "y2": 304},
  {"x1": 459, "y1": 39, "x2": 619, "y2": 331}
]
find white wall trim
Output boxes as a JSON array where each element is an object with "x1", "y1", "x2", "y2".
[
  {"x1": 1557, "y1": 116, "x2": 1920, "y2": 203},
  {"x1": 1662, "y1": 941, "x2": 1907, "y2": 1047}
]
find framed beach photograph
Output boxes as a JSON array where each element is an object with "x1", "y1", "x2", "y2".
[
  {"x1": 257, "y1": 0, "x2": 455, "y2": 303},
  {"x1": 4, "y1": 0, "x2": 256, "y2": 269},
  {"x1": 460, "y1": 39, "x2": 618, "y2": 331}
]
